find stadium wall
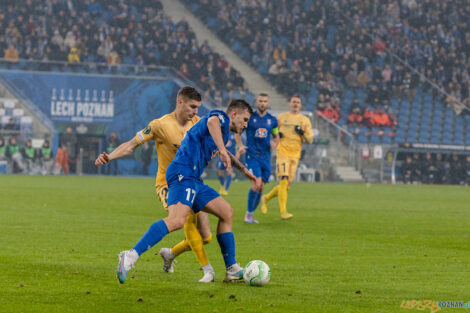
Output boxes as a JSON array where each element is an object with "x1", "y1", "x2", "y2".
[{"x1": 0, "y1": 70, "x2": 211, "y2": 175}]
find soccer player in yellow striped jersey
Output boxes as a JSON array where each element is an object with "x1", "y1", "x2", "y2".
[
  {"x1": 261, "y1": 95, "x2": 313, "y2": 219},
  {"x1": 95, "y1": 86, "x2": 216, "y2": 282}
]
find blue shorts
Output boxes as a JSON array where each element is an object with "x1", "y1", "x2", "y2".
[
  {"x1": 167, "y1": 173, "x2": 220, "y2": 213},
  {"x1": 217, "y1": 159, "x2": 226, "y2": 170},
  {"x1": 245, "y1": 154, "x2": 271, "y2": 183}
]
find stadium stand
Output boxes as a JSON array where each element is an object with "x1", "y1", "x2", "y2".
[
  {"x1": 182, "y1": 0, "x2": 470, "y2": 147},
  {"x1": 0, "y1": 0, "x2": 254, "y2": 105}
]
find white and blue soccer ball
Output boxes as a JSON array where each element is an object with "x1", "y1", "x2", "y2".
[{"x1": 243, "y1": 260, "x2": 271, "y2": 287}]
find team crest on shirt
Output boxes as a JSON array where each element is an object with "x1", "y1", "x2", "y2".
[
  {"x1": 255, "y1": 128, "x2": 268, "y2": 138},
  {"x1": 143, "y1": 126, "x2": 151, "y2": 134}
]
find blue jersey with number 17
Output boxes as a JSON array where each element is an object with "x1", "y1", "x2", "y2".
[
  {"x1": 169, "y1": 110, "x2": 230, "y2": 180},
  {"x1": 246, "y1": 111, "x2": 278, "y2": 160}
]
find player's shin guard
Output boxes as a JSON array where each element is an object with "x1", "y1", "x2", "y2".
[
  {"x1": 278, "y1": 179, "x2": 288, "y2": 214},
  {"x1": 133, "y1": 219, "x2": 169, "y2": 255},
  {"x1": 265, "y1": 185, "x2": 279, "y2": 202},
  {"x1": 185, "y1": 214, "x2": 209, "y2": 266},
  {"x1": 216, "y1": 232, "x2": 237, "y2": 268}
]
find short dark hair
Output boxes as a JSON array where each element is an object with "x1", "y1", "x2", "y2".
[
  {"x1": 289, "y1": 95, "x2": 302, "y2": 101},
  {"x1": 177, "y1": 86, "x2": 202, "y2": 102},
  {"x1": 226, "y1": 99, "x2": 253, "y2": 115},
  {"x1": 258, "y1": 93, "x2": 269, "y2": 98}
]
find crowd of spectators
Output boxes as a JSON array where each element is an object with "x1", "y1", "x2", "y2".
[
  {"x1": 339, "y1": 0, "x2": 470, "y2": 113},
  {"x1": 0, "y1": 0, "x2": 248, "y2": 103},
  {"x1": 184, "y1": 0, "x2": 470, "y2": 128},
  {"x1": 400, "y1": 152, "x2": 470, "y2": 185}
]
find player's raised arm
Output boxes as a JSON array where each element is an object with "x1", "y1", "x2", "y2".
[
  {"x1": 95, "y1": 138, "x2": 139, "y2": 166},
  {"x1": 207, "y1": 115, "x2": 231, "y2": 170}
]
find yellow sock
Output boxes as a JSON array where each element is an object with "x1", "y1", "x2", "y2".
[
  {"x1": 265, "y1": 185, "x2": 279, "y2": 202},
  {"x1": 184, "y1": 212, "x2": 209, "y2": 266},
  {"x1": 278, "y1": 179, "x2": 288, "y2": 214},
  {"x1": 171, "y1": 239, "x2": 191, "y2": 257},
  {"x1": 203, "y1": 234, "x2": 212, "y2": 245}
]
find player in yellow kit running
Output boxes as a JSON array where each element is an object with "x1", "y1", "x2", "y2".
[
  {"x1": 261, "y1": 95, "x2": 313, "y2": 219},
  {"x1": 95, "y1": 86, "x2": 216, "y2": 282}
]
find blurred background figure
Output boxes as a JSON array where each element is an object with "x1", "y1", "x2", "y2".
[
  {"x1": 39, "y1": 140, "x2": 54, "y2": 175},
  {"x1": 105, "y1": 131, "x2": 120, "y2": 175}
]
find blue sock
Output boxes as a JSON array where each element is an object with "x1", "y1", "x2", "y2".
[
  {"x1": 225, "y1": 174, "x2": 232, "y2": 190},
  {"x1": 216, "y1": 232, "x2": 237, "y2": 267},
  {"x1": 247, "y1": 188, "x2": 258, "y2": 213},
  {"x1": 218, "y1": 175, "x2": 225, "y2": 187},
  {"x1": 253, "y1": 192, "x2": 262, "y2": 211},
  {"x1": 133, "y1": 219, "x2": 169, "y2": 256}
]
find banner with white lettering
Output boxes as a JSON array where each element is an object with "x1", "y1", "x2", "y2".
[{"x1": 0, "y1": 71, "x2": 210, "y2": 140}]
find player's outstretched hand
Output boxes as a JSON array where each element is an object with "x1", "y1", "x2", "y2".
[
  {"x1": 294, "y1": 125, "x2": 304, "y2": 136},
  {"x1": 95, "y1": 152, "x2": 110, "y2": 166},
  {"x1": 219, "y1": 149, "x2": 232, "y2": 171}
]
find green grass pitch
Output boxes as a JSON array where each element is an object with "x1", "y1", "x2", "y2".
[{"x1": 1, "y1": 175, "x2": 469, "y2": 312}]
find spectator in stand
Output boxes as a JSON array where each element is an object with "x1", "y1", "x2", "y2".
[
  {"x1": 4, "y1": 118, "x2": 19, "y2": 131},
  {"x1": 411, "y1": 153, "x2": 422, "y2": 183},
  {"x1": 372, "y1": 107, "x2": 391, "y2": 135},
  {"x1": 21, "y1": 139, "x2": 37, "y2": 174},
  {"x1": 6, "y1": 137, "x2": 24, "y2": 173},
  {"x1": 322, "y1": 102, "x2": 340, "y2": 124},
  {"x1": 54, "y1": 142, "x2": 69, "y2": 175},
  {"x1": 68, "y1": 47, "x2": 80, "y2": 64},
  {"x1": 448, "y1": 154, "x2": 464, "y2": 185},
  {"x1": 401, "y1": 156, "x2": 416, "y2": 184},
  {"x1": 434, "y1": 153, "x2": 446, "y2": 185},
  {"x1": 421, "y1": 153, "x2": 438, "y2": 184},
  {"x1": 107, "y1": 50, "x2": 121, "y2": 66},
  {"x1": 39, "y1": 139, "x2": 54, "y2": 175},
  {"x1": 386, "y1": 108, "x2": 397, "y2": 130},
  {"x1": 363, "y1": 105, "x2": 375, "y2": 128},
  {"x1": 347, "y1": 106, "x2": 363, "y2": 135},
  {"x1": 365, "y1": 85, "x2": 380, "y2": 105},
  {"x1": 4, "y1": 44, "x2": 19, "y2": 62}
]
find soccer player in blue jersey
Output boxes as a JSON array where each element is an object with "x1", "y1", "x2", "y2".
[
  {"x1": 116, "y1": 99, "x2": 262, "y2": 283},
  {"x1": 217, "y1": 131, "x2": 238, "y2": 195},
  {"x1": 236, "y1": 93, "x2": 280, "y2": 223}
]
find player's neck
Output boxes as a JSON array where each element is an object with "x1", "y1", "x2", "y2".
[
  {"x1": 290, "y1": 110, "x2": 300, "y2": 115},
  {"x1": 174, "y1": 111, "x2": 189, "y2": 128},
  {"x1": 257, "y1": 109, "x2": 267, "y2": 117}
]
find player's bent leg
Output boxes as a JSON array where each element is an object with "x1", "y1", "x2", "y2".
[
  {"x1": 203, "y1": 197, "x2": 243, "y2": 282},
  {"x1": 184, "y1": 213, "x2": 214, "y2": 283},
  {"x1": 196, "y1": 212, "x2": 212, "y2": 243}
]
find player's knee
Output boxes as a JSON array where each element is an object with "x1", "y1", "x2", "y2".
[
  {"x1": 166, "y1": 215, "x2": 187, "y2": 231},
  {"x1": 221, "y1": 205, "x2": 234, "y2": 222},
  {"x1": 203, "y1": 233, "x2": 212, "y2": 245}
]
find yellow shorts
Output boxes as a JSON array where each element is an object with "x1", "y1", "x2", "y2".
[
  {"x1": 276, "y1": 155, "x2": 299, "y2": 182},
  {"x1": 155, "y1": 184, "x2": 169, "y2": 210}
]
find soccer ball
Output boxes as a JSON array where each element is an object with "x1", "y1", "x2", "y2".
[{"x1": 243, "y1": 260, "x2": 270, "y2": 286}]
